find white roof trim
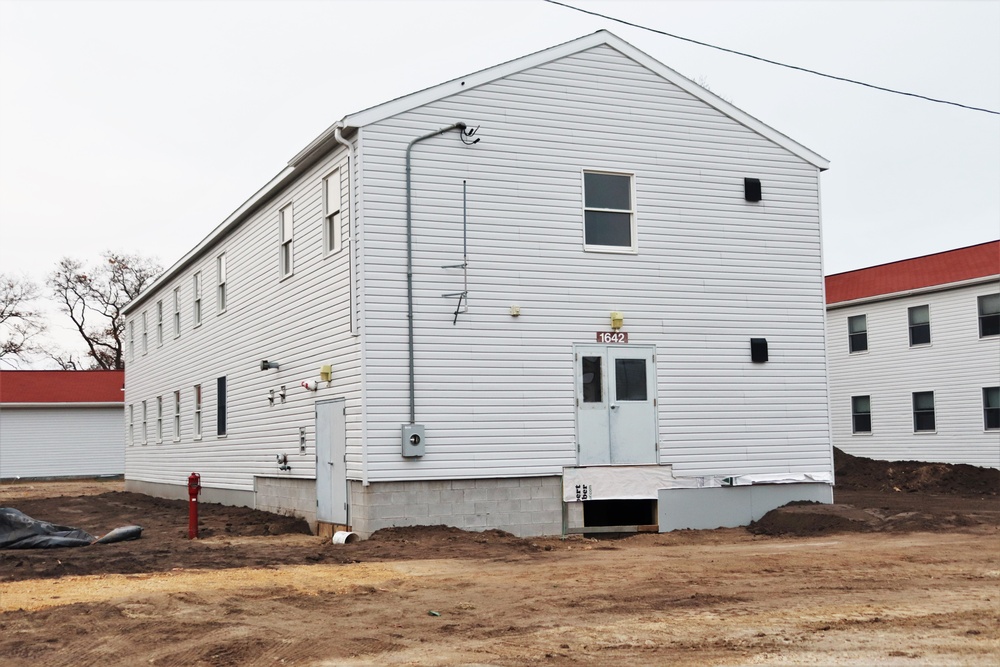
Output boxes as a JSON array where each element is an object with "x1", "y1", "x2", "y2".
[{"x1": 128, "y1": 30, "x2": 828, "y2": 313}]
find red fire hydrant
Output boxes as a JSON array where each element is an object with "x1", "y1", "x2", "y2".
[{"x1": 187, "y1": 472, "x2": 201, "y2": 539}]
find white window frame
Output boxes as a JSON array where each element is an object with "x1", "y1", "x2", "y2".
[
  {"x1": 848, "y1": 314, "x2": 868, "y2": 354},
  {"x1": 582, "y1": 169, "x2": 637, "y2": 254},
  {"x1": 128, "y1": 320, "x2": 135, "y2": 362},
  {"x1": 193, "y1": 384, "x2": 202, "y2": 440},
  {"x1": 979, "y1": 293, "x2": 1000, "y2": 338},
  {"x1": 984, "y1": 386, "x2": 1000, "y2": 431},
  {"x1": 128, "y1": 404, "x2": 134, "y2": 446},
  {"x1": 851, "y1": 395, "x2": 872, "y2": 434},
  {"x1": 192, "y1": 272, "x2": 202, "y2": 327},
  {"x1": 156, "y1": 300, "x2": 163, "y2": 347},
  {"x1": 141, "y1": 311, "x2": 148, "y2": 355},
  {"x1": 279, "y1": 203, "x2": 294, "y2": 278},
  {"x1": 912, "y1": 391, "x2": 936, "y2": 433},
  {"x1": 141, "y1": 400, "x2": 148, "y2": 445},
  {"x1": 908, "y1": 304, "x2": 931, "y2": 347},
  {"x1": 156, "y1": 395, "x2": 163, "y2": 443},
  {"x1": 173, "y1": 287, "x2": 181, "y2": 338},
  {"x1": 323, "y1": 168, "x2": 343, "y2": 255},
  {"x1": 217, "y1": 253, "x2": 227, "y2": 314},
  {"x1": 173, "y1": 390, "x2": 181, "y2": 441}
]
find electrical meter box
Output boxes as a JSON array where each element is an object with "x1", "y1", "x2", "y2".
[{"x1": 401, "y1": 424, "x2": 425, "y2": 457}]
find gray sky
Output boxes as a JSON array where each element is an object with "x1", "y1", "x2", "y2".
[{"x1": 1, "y1": 0, "x2": 998, "y2": 359}]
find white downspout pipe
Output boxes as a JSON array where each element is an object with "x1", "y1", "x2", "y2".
[{"x1": 333, "y1": 126, "x2": 357, "y2": 337}]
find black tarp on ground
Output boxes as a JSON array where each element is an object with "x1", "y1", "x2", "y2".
[{"x1": 0, "y1": 507, "x2": 141, "y2": 549}]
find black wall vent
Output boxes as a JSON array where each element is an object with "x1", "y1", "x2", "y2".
[
  {"x1": 744, "y1": 177, "x2": 762, "y2": 202},
  {"x1": 750, "y1": 337, "x2": 768, "y2": 363}
]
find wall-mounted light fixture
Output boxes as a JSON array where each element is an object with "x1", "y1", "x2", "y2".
[
  {"x1": 510, "y1": 305, "x2": 521, "y2": 317},
  {"x1": 611, "y1": 311, "x2": 624, "y2": 331},
  {"x1": 320, "y1": 365, "x2": 333, "y2": 383},
  {"x1": 260, "y1": 360, "x2": 280, "y2": 371}
]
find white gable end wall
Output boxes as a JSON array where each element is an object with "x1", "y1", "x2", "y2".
[{"x1": 359, "y1": 44, "x2": 831, "y2": 482}]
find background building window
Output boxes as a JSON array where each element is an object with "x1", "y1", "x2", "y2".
[
  {"x1": 912, "y1": 391, "x2": 935, "y2": 432},
  {"x1": 583, "y1": 171, "x2": 634, "y2": 250},
  {"x1": 851, "y1": 395, "x2": 871, "y2": 433},
  {"x1": 908, "y1": 305, "x2": 930, "y2": 346},
  {"x1": 848, "y1": 314, "x2": 868, "y2": 353},
  {"x1": 217, "y1": 253, "x2": 227, "y2": 313},
  {"x1": 279, "y1": 203, "x2": 294, "y2": 277},
  {"x1": 979, "y1": 294, "x2": 1000, "y2": 337},
  {"x1": 217, "y1": 376, "x2": 227, "y2": 436},
  {"x1": 984, "y1": 387, "x2": 1000, "y2": 430}
]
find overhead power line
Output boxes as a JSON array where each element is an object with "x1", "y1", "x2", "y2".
[{"x1": 543, "y1": 0, "x2": 1000, "y2": 115}]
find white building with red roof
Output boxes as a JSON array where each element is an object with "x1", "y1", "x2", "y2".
[
  {"x1": 826, "y1": 241, "x2": 1000, "y2": 468},
  {"x1": 0, "y1": 370, "x2": 125, "y2": 479}
]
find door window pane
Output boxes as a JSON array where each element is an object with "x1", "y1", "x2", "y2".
[
  {"x1": 582, "y1": 356, "x2": 602, "y2": 403},
  {"x1": 615, "y1": 359, "x2": 647, "y2": 401}
]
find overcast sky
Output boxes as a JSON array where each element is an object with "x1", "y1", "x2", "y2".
[{"x1": 1, "y1": 0, "x2": 998, "y2": 360}]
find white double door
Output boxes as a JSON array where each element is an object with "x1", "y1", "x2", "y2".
[{"x1": 575, "y1": 344, "x2": 658, "y2": 466}]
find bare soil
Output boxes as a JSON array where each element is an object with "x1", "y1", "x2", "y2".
[{"x1": 1, "y1": 450, "x2": 998, "y2": 666}]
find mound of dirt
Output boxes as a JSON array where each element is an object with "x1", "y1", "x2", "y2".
[{"x1": 833, "y1": 447, "x2": 999, "y2": 495}]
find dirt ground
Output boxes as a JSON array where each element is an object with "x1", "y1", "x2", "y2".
[{"x1": 1, "y1": 451, "x2": 998, "y2": 666}]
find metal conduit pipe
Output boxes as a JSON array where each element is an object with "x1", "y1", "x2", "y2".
[
  {"x1": 333, "y1": 126, "x2": 357, "y2": 337},
  {"x1": 405, "y1": 122, "x2": 471, "y2": 425}
]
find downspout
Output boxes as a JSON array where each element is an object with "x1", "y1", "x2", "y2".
[
  {"x1": 333, "y1": 126, "x2": 357, "y2": 337},
  {"x1": 405, "y1": 122, "x2": 472, "y2": 425}
]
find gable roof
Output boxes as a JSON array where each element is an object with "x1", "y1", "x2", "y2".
[
  {"x1": 125, "y1": 30, "x2": 829, "y2": 315},
  {"x1": 0, "y1": 370, "x2": 124, "y2": 404},
  {"x1": 826, "y1": 240, "x2": 1000, "y2": 306}
]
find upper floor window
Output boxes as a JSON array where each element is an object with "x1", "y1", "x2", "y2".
[
  {"x1": 141, "y1": 311, "x2": 148, "y2": 355},
  {"x1": 128, "y1": 404, "x2": 134, "y2": 446},
  {"x1": 908, "y1": 305, "x2": 930, "y2": 346},
  {"x1": 173, "y1": 390, "x2": 181, "y2": 441},
  {"x1": 141, "y1": 400, "x2": 148, "y2": 444},
  {"x1": 129, "y1": 320, "x2": 135, "y2": 362},
  {"x1": 848, "y1": 314, "x2": 868, "y2": 353},
  {"x1": 324, "y1": 169, "x2": 343, "y2": 255},
  {"x1": 217, "y1": 253, "x2": 227, "y2": 314},
  {"x1": 851, "y1": 395, "x2": 871, "y2": 433},
  {"x1": 979, "y1": 293, "x2": 1000, "y2": 338},
  {"x1": 192, "y1": 272, "x2": 202, "y2": 327},
  {"x1": 912, "y1": 391, "x2": 935, "y2": 432},
  {"x1": 583, "y1": 170, "x2": 635, "y2": 252},
  {"x1": 173, "y1": 287, "x2": 181, "y2": 338},
  {"x1": 279, "y1": 203, "x2": 294, "y2": 277},
  {"x1": 156, "y1": 396, "x2": 163, "y2": 443},
  {"x1": 984, "y1": 387, "x2": 1000, "y2": 430},
  {"x1": 156, "y1": 300, "x2": 163, "y2": 346},
  {"x1": 193, "y1": 384, "x2": 202, "y2": 440}
]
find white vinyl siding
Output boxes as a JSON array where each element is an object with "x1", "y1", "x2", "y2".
[
  {"x1": 122, "y1": 142, "x2": 361, "y2": 492},
  {"x1": 0, "y1": 406, "x2": 125, "y2": 478},
  {"x1": 358, "y1": 44, "x2": 829, "y2": 481},
  {"x1": 828, "y1": 280, "x2": 1000, "y2": 468}
]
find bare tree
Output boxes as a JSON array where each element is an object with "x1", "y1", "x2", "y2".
[
  {"x1": 48, "y1": 252, "x2": 162, "y2": 370},
  {"x1": 0, "y1": 274, "x2": 47, "y2": 367}
]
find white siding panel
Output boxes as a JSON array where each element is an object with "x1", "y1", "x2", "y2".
[
  {"x1": 124, "y1": 142, "x2": 364, "y2": 492},
  {"x1": 360, "y1": 44, "x2": 830, "y2": 481},
  {"x1": 828, "y1": 281, "x2": 1000, "y2": 468},
  {"x1": 0, "y1": 407, "x2": 124, "y2": 478}
]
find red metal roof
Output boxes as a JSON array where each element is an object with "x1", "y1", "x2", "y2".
[
  {"x1": 0, "y1": 370, "x2": 124, "y2": 404},
  {"x1": 826, "y1": 241, "x2": 1000, "y2": 305}
]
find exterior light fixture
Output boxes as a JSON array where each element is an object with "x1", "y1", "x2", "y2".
[
  {"x1": 611, "y1": 311, "x2": 624, "y2": 331},
  {"x1": 260, "y1": 360, "x2": 280, "y2": 371}
]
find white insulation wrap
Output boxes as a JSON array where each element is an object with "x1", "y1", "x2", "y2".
[{"x1": 563, "y1": 466, "x2": 833, "y2": 502}]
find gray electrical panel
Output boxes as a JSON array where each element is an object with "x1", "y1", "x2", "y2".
[{"x1": 401, "y1": 424, "x2": 425, "y2": 457}]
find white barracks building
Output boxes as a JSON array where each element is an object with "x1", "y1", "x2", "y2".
[{"x1": 123, "y1": 31, "x2": 835, "y2": 536}]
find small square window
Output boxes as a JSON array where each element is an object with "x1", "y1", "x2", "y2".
[
  {"x1": 912, "y1": 391, "x2": 935, "y2": 432},
  {"x1": 583, "y1": 171, "x2": 635, "y2": 252},
  {"x1": 979, "y1": 293, "x2": 1000, "y2": 338},
  {"x1": 908, "y1": 305, "x2": 930, "y2": 346},
  {"x1": 848, "y1": 314, "x2": 868, "y2": 353},
  {"x1": 984, "y1": 387, "x2": 1000, "y2": 430},
  {"x1": 851, "y1": 395, "x2": 871, "y2": 433}
]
